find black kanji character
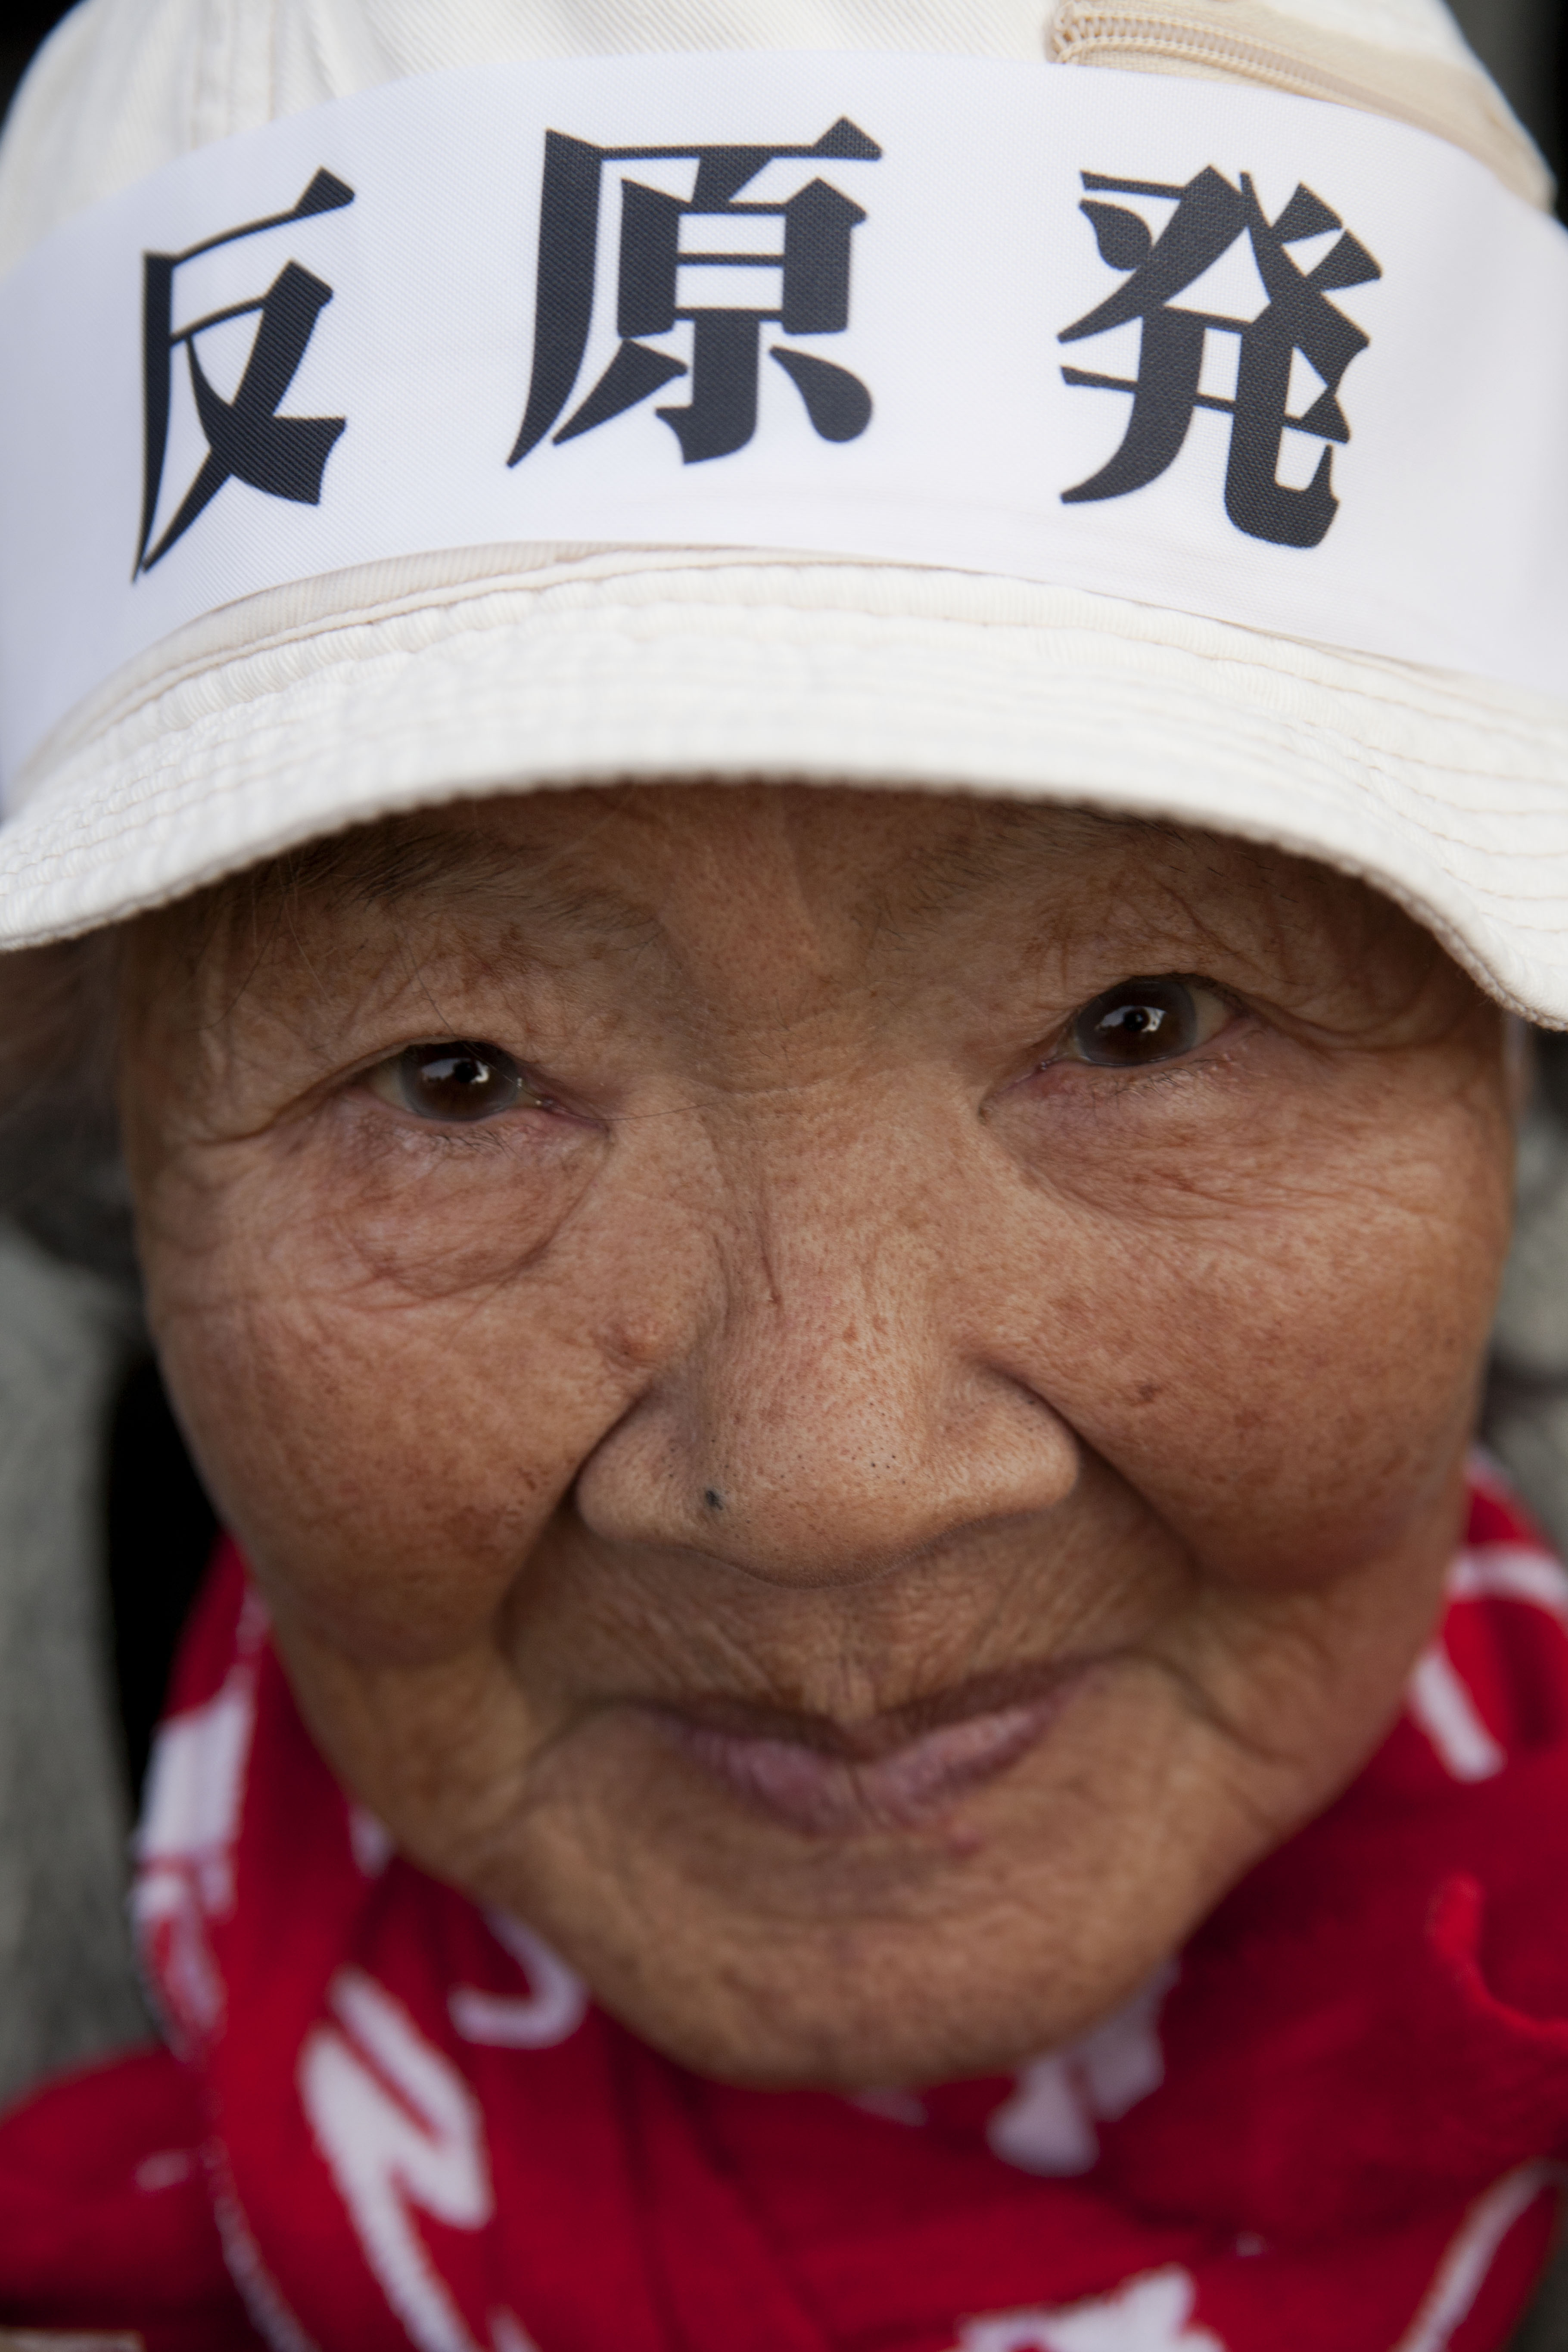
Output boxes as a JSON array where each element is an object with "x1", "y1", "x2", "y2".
[
  {"x1": 136, "y1": 167, "x2": 355, "y2": 576},
  {"x1": 509, "y1": 118, "x2": 880, "y2": 468},
  {"x1": 1059, "y1": 167, "x2": 1381, "y2": 549}
]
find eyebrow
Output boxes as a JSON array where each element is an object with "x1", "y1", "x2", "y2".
[
  {"x1": 245, "y1": 809, "x2": 659, "y2": 946},
  {"x1": 869, "y1": 803, "x2": 1186, "y2": 941}
]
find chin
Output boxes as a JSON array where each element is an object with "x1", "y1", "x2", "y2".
[
  {"x1": 506, "y1": 1862, "x2": 1184, "y2": 2093},
  {"x1": 645, "y1": 1951, "x2": 1158, "y2": 2093}
]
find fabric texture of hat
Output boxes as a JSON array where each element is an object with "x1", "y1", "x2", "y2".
[{"x1": 0, "y1": 0, "x2": 1565, "y2": 1025}]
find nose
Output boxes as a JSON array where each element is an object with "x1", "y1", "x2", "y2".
[{"x1": 574, "y1": 1114, "x2": 1078, "y2": 1588}]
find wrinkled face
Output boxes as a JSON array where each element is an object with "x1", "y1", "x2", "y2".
[{"x1": 121, "y1": 786, "x2": 1514, "y2": 2089}]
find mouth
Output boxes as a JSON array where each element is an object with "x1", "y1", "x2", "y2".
[{"x1": 644, "y1": 1666, "x2": 1083, "y2": 1836}]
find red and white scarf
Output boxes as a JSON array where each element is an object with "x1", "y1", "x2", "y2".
[{"x1": 6, "y1": 1466, "x2": 1568, "y2": 2352}]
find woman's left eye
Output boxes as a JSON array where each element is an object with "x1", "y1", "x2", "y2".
[
  {"x1": 365, "y1": 1040, "x2": 532, "y2": 1123},
  {"x1": 1057, "y1": 976, "x2": 1234, "y2": 1070}
]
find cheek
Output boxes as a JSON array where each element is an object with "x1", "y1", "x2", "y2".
[
  {"x1": 1000, "y1": 1066, "x2": 1512, "y2": 1581},
  {"x1": 135, "y1": 1123, "x2": 686, "y2": 1663}
]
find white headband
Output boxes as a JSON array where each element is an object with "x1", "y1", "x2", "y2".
[{"x1": 0, "y1": 47, "x2": 1564, "y2": 793}]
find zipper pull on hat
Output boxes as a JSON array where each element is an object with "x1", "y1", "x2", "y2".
[{"x1": 1050, "y1": 0, "x2": 1552, "y2": 205}]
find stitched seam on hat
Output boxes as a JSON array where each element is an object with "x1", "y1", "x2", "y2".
[
  {"x1": 8, "y1": 644, "x2": 1559, "y2": 874},
  {"x1": 0, "y1": 672, "x2": 1421, "y2": 843},
  {"x1": 25, "y1": 584, "x2": 1563, "y2": 799},
  {"x1": 17, "y1": 678, "x2": 1557, "y2": 860}
]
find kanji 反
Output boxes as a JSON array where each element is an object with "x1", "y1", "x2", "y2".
[
  {"x1": 1059, "y1": 167, "x2": 1381, "y2": 549},
  {"x1": 135, "y1": 168, "x2": 355, "y2": 576},
  {"x1": 509, "y1": 118, "x2": 881, "y2": 468}
]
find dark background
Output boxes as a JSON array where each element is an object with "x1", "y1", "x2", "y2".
[
  {"x1": 0, "y1": 4, "x2": 73, "y2": 110},
  {"x1": 1450, "y1": 0, "x2": 1566, "y2": 193},
  {"x1": 1, "y1": 0, "x2": 1565, "y2": 1793}
]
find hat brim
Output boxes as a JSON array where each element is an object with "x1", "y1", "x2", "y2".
[{"x1": 3, "y1": 545, "x2": 1566, "y2": 1022}]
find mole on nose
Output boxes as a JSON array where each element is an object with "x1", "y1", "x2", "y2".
[{"x1": 703, "y1": 1488, "x2": 725, "y2": 1512}]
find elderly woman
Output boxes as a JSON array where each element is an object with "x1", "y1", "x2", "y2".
[{"x1": 0, "y1": 0, "x2": 1566, "y2": 2346}]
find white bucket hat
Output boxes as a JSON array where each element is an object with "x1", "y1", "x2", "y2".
[{"x1": 0, "y1": 0, "x2": 1565, "y2": 1020}]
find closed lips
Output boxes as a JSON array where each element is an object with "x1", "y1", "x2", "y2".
[{"x1": 647, "y1": 1676, "x2": 1083, "y2": 1835}]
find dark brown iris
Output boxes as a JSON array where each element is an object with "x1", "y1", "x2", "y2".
[
  {"x1": 394, "y1": 1041, "x2": 525, "y2": 1122},
  {"x1": 1071, "y1": 978, "x2": 1200, "y2": 1068}
]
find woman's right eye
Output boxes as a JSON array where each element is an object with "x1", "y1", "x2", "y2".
[{"x1": 366, "y1": 1041, "x2": 529, "y2": 1124}]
